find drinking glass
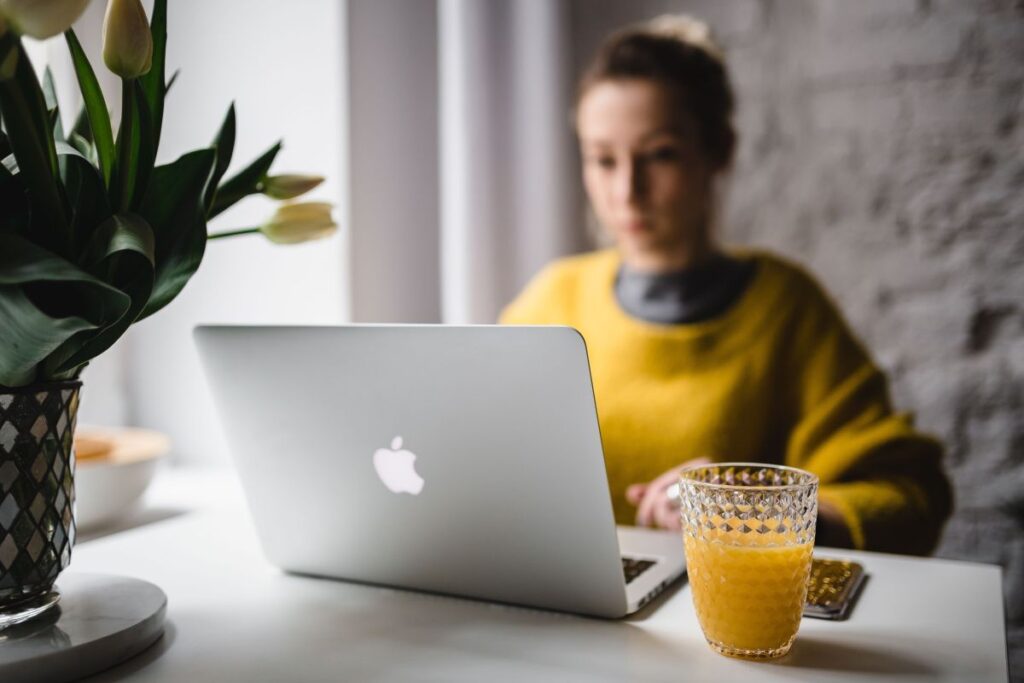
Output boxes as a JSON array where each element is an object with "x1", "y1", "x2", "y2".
[{"x1": 678, "y1": 463, "x2": 818, "y2": 660}]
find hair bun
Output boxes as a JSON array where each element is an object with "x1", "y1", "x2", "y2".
[{"x1": 646, "y1": 14, "x2": 724, "y2": 61}]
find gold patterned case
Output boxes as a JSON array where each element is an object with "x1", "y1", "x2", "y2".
[{"x1": 803, "y1": 557, "x2": 867, "y2": 620}]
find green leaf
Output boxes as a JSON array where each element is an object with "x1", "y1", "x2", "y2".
[
  {"x1": 165, "y1": 69, "x2": 179, "y2": 96},
  {"x1": 132, "y1": 82, "x2": 156, "y2": 210},
  {"x1": 48, "y1": 109, "x2": 69, "y2": 179},
  {"x1": 67, "y1": 131, "x2": 95, "y2": 162},
  {"x1": 46, "y1": 107, "x2": 61, "y2": 138},
  {"x1": 43, "y1": 68, "x2": 67, "y2": 144},
  {"x1": 111, "y1": 80, "x2": 153, "y2": 212},
  {"x1": 138, "y1": 0, "x2": 167, "y2": 151},
  {"x1": 54, "y1": 140, "x2": 89, "y2": 162},
  {"x1": 0, "y1": 166, "x2": 29, "y2": 235},
  {"x1": 0, "y1": 38, "x2": 68, "y2": 256},
  {"x1": 204, "y1": 103, "x2": 236, "y2": 210},
  {"x1": 0, "y1": 285, "x2": 95, "y2": 386},
  {"x1": 0, "y1": 102, "x2": 8, "y2": 158},
  {"x1": 83, "y1": 213, "x2": 156, "y2": 274},
  {"x1": 208, "y1": 141, "x2": 281, "y2": 219},
  {"x1": 42, "y1": 68, "x2": 58, "y2": 108},
  {"x1": 57, "y1": 142, "x2": 113, "y2": 254},
  {"x1": 71, "y1": 106, "x2": 94, "y2": 144},
  {"x1": 48, "y1": 213, "x2": 155, "y2": 375},
  {"x1": 65, "y1": 29, "x2": 115, "y2": 186},
  {"x1": 138, "y1": 148, "x2": 216, "y2": 319},
  {"x1": 0, "y1": 234, "x2": 130, "y2": 387}
]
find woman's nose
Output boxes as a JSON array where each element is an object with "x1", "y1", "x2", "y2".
[{"x1": 615, "y1": 159, "x2": 647, "y2": 206}]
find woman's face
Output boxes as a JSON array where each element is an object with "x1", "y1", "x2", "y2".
[{"x1": 577, "y1": 79, "x2": 717, "y2": 272}]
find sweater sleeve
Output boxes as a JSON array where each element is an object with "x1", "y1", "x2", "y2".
[
  {"x1": 498, "y1": 261, "x2": 577, "y2": 325},
  {"x1": 781, "y1": 269, "x2": 953, "y2": 555}
]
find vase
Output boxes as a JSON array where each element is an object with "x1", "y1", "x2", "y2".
[{"x1": 0, "y1": 380, "x2": 79, "y2": 629}]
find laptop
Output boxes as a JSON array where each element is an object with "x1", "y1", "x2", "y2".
[{"x1": 194, "y1": 324, "x2": 685, "y2": 618}]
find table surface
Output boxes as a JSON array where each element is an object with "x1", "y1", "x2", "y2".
[{"x1": 67, "y1": 465, "x2": 1009, "y2": 683}]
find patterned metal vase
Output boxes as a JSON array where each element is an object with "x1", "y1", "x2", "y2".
[{"x1": 0, "y1": 381, "x2": 79, "y2": 629}]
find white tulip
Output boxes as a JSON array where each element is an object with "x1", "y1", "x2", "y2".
[
  {"x1": 102, "y1": 0, "x2": 151, "y2": 79},
  {"x1": 260, "y1": 202, "x2": 337, "y2": 245},
  {"x1": 262, "y1": 174, "x2": 325, "y2": 200},
  {"x1": 0, "y1": 0, "x2": 90, "y2": 40}
]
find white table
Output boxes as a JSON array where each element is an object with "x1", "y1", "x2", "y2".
[{"x1": 70, "y1": 466, "x2": 1009, "y2": 682}]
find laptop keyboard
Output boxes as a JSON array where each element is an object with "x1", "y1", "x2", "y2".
[{"x1": 622, "y1": 557, "x2": 656, "y2": 584}]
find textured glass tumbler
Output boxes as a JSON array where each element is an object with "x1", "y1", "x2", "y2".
[{"x1": 678, "y1": 463, "x2": 818, "y2": 660}]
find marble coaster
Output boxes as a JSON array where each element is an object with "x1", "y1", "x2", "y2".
[{"x1": 0, "y1": 573, "x2": 166, "y2": 683}]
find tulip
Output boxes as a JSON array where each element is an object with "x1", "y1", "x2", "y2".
[
  {"x1": 0, "y1": 0, "x2": 89, "y2": 40},
  {"x1": 102, "y1": 0, "x2": 151, "y2": 79},
  {"x1": 261, "y1": 202, "x2": 337, "y2": 244},
  {"x1": 207, "y1": 202, "x2": 338, "y2": 244},
  {"x1": 262, "y1": 174, "x2": 325, "y2": 200}
]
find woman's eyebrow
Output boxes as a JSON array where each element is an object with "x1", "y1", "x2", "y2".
[
  {"x1": 581, "y1": 129, "x2": 683, "y2": 149},
  {"x1": 638, "y1": 128, "x2": 686, "y2": 143}
]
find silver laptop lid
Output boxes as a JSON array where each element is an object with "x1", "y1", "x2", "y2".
[{"x1": 195, "y1": 325, "x2": 630, "y2": 617}]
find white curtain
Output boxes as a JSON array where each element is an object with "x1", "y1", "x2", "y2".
[{"x1": 438, "y1": 0, "x2": 584, "y2": 324}]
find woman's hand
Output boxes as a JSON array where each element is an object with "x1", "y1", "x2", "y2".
[{"x1": 625, "y1": 457, "x2": 710, "y2": 530}]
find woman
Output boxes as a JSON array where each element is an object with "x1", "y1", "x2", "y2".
[{"x1": 499, "y1": 16, "x2": 952, "y2": 555}]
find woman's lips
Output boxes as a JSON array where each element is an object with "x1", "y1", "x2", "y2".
[{"x1": 623, "y1": 217, "x2": 652, "y2": 233}]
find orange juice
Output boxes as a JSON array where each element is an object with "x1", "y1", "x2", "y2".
[{"x1": 685, "y1": 533, "x2": 813, "y2": 656}]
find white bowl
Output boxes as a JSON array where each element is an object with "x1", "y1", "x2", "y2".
[{"x1": 73, "y1": 427, "x2": 170, "y2": 532}]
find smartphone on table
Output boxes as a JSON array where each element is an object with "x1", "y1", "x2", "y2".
[{"x1": 803, "y1": 557, "x2": 867, "y2": 620}]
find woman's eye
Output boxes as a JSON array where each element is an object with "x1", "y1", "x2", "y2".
[
  {"x1": 648, "y1": 146, "x2": 680, "y2": 162},
  {"x1": 593, "y1": 156, "x2": 616, "y2": 170}
]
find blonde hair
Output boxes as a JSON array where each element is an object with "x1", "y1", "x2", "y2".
[{"x1": 645, "y1": 14, "x2": 724, "y2": 61}]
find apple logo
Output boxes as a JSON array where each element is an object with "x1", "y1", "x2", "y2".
[{"x1": 373, "y1": 436, "x2": 425, "y2": 495}]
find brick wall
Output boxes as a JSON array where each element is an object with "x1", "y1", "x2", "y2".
[{"x1": 571, "y1": 0, "x2": 1024, "y2": 675}]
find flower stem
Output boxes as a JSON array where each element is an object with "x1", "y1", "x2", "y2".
[{"x1": 207, "y1": 227, "x2": 261, "y2": 240}]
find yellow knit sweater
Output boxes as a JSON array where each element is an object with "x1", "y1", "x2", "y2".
[{"x1": 500, "y1": 248, "x2": 952, "y2": 555}]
